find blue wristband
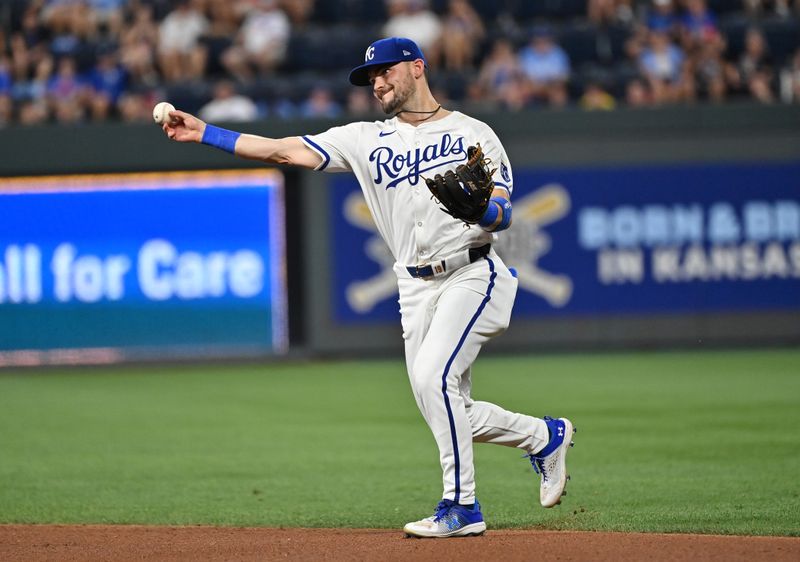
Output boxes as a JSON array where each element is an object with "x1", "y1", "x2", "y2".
[
  {"x1": 496, "y1": 198, "x2": 512, "y2": 231},
  {"x1": 478, "y1": 199, "x2": 500, "y2": 228},
  {"x1": 201, "y1": 124, "x2": 241, "y2": 154},
  {"x1": 479, "y1": 197, "x2": 513, "y2": 231}
]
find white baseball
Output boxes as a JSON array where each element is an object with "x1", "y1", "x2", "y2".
[{"x1": 152, "y1": 102, "x2": 176, "y2": 124}]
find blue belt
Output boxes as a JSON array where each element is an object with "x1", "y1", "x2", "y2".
[{"x1": 406, "y1": 244, "x2": 491, "y2": 279}]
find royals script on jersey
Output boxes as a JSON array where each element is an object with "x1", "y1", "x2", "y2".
[{"x1": 301, "y1": 111, "x2": 514, "y2": 266}]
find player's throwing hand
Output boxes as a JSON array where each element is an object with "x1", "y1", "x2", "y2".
[{"x1": 162, "y1": 109, "x2": 206, "y2": 144}]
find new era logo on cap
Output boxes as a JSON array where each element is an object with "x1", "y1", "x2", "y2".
[{"x1": 349, "y1": 37, "x2": 427, "y2": 86}]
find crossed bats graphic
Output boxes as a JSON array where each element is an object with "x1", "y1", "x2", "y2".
[
  {"x1": 494, "y1": 183, "x2": 573, "y2": 307},
  {"x1": 344, "y1": 184, "x2": 573, "y2": 313},
  {"x1": 343, "y1": 193, "x2": 398, "y2": 314}
]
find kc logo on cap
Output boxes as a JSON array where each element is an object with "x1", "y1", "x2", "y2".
[{"x1": 349, "y1": 37, "x2": 427, "y2": 86}]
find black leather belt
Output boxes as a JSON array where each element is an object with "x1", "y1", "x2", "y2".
[{"x1": 406, "y1": 244, "x2": 491, "y2": 279}]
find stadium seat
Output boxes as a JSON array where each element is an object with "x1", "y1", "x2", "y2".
[
  {"x1": 559, "y1": 22, "x2": 601, "y2": 66},
  {"x1": 165, "y1": 82, "x2": 213, "y2": 115},
  {"x1": 761, "y1": 16, "x2": 800, "y2": 64}
]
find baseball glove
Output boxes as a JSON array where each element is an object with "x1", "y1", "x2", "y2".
[{"x1": 424, "y1": 144, "x2": 497, "y2": 224}]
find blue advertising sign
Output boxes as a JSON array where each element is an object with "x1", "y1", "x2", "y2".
[
  {"x1": 330, "y1": 161, "x2": 800, "y2": 323},
  {"x1": 0, "y1": 170, "x2": 286, "y2": 365}
]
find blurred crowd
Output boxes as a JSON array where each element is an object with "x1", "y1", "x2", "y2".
[{"x1": 1, "y1": 0, "x2": 799, "y2": 126}]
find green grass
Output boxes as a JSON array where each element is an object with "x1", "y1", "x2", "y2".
[{"x1": 0, "y1": 349, "x2": 798, "y2": 535}]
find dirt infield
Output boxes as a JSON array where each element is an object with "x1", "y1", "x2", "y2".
[{"x1": 1, "y1": 525, "x2": 798, "y2": 562}]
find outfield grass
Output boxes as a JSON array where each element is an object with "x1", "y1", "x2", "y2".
[{"x1": 0, "y1": 349, "x2": 798, "y2": 535}]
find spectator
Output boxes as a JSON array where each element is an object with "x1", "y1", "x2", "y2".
[
  {"x1": 345, "y1": 87, "x2": 376, "y2": 116},
  {"x1": 117, "y1": 92, "x2": 140, "y2": 123},
  {"x1": 221, "y1": 0, "x2": 291, "y2": 82},
  {"x1": 13, "y1": 53, "x2": 52, "y2": 113},
  {"x1": 18, "y1": 99, "x2": 50, "y2": 125},
  {"x1": 580, "y1": 82, "x2": 617, "y2": 110},
  {"x1": 588, "y1": 0, "x2": 635, "y2": 26},
  {"x1": 725, "y1": 27, "x2": 775, "y2": 103},
  {"x1": 201, "y1": 0, "x2": 240, "y2": 77},
  {"x1": 678, "y1": 0, "x2": 719, "y2": 55},
  {"x1": 87, "y1": 47, "x2": 127, "y2": 120},
  {"x1": 10, "y1": 7, "x2": 50, "y2": 82},
  {"x1": 690, "y1": 36, "x2": 727, "y2": 103},
  {"x1": 199, "y1": 79, "x2": 259, "y2": 122},
  {"x1": 85, "y1": 0, "x2": 126, "y2": 36},
  {"x1": 157, "y1": 0, "x2": 209, "y2": 82},
  {"x1": 645, "y1": 0, "x2": 679, "y2": 36},
  {"x1": 117, "y1": 89, "x2": 159, "y2": 122},
  {"x1": 46, "y1": 55, "x2": 82, "y2": 95},
  {"x1": 627, "y1": 0, "x2": 683, "y2": 64},
  {"x1": 440, "y1": 0, "x2": 485, "y2": 71},
  {"x1": 119, "y1": 3, "x2": 159, "y2": 87},
  {"x1": 625, "y1": 77, "x2": 654, "y2": 106},
  {"x1": 46, "y1": 56, "x2": 85, "y2": 123},
  {"x1": 518, "y1": 26, "x2": 571, "y2": 108},
  {"x1": 743, "y1": 0, "x2": 794, "y2": 19},
  {"x1": 280, "y1": 0, "x2": 315, "y2": 27},
  {"x1": 780, "y1": 47, "x2": 800, "y2": 103},
  {"x1": 474, "y1": 39, "x2": 527, "y2": 110},
  {"x1": 41, "y1": 0, "x2": 82, "y2": 36},
  {"x1": 638, "y1": 29, "x2": 691, "y2": 104},
  {"x1": 270, "y1": 96, "x2": 298, "y2": 119},
  {"x1": 383, "y1": 0, "x2": 442, "y2": 66},
  {"x1": 0, "y1": 94, "x2": 13, "y2": 127},
  {"x1": 0, "y1": 56, "x2": 13, "y2": 97},
  {"x1": 625, "y1": 20, "x2": 649, "y2": 62},
  {"x1": 298, "y1": 84, "x2": 342, "y2": 119},
  {"x1": 44, "y1": 0, "x2": 99, "y2": 66},
  {"x1": 0, "y1": 0, "x2": 793, "y2": 125}
]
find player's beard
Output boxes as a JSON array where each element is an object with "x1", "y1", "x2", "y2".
[{"x1": 380, "y1": 79, "x2": 415, "y2": 115}]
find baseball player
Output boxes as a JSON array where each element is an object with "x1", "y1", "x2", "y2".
[{"x1": 160, "y1": 37, "x2": 575, "y2": 538}]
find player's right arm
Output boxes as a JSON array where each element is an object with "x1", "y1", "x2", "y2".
[{"x1": 163, "y1": 109, "x2": 323, "y2": 170}]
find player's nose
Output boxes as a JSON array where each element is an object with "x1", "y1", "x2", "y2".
[{"x1": 372, "y1": 76, "x2": 387, "y2": 95}]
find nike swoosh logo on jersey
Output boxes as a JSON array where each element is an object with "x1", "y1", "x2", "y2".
[{"x1": 379, "y1": 130, "x2": 397, "y2": 137}]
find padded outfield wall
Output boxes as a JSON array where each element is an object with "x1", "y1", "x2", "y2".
[{"x1": 0, "y1": 103, "x2": 798, "y2": 361}]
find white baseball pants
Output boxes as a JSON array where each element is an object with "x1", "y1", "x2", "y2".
[{"x1": 396, "y1": 251, "x2": 550, "y2": 505}]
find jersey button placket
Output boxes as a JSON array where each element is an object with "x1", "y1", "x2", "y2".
[
  {"x1": 414, "y1": 219, "x2": 425, "y2": 261},
  {"x1": 411, "y1": 131, "x2": 427, "y2": 262}
]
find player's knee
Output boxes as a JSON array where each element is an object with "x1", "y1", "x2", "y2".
[
  {"x1": 409, "y1": 362, "x2": 443, "y2": 398},
  {"x1": 410, "y1": 372, "x2": 440, "y2": 399}
]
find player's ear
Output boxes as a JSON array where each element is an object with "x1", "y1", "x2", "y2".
[{"x1": 412, "y1": 59, "x2": 425, "y2": 79}]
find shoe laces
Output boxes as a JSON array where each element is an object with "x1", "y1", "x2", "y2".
[
  {"x1": 433, "y1": 499, "x2": 456, "y2": 521},
  {"x1": 528, "y1": 454, "x2": 548, "y2": 481}
]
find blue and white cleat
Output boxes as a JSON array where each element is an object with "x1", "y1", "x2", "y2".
[
  {"x1": 528, "y1": 416, "x2": 575, "y2": 508},
  {"x1": 403, "y1": 499, "x2": 487, "y2": 538}
]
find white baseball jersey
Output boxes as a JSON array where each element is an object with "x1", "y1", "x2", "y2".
[
  {"x1": 300, "y1": 111, "x2": 514, "y2": 267},
  {"x1": 302, "y1": 111, "x2": 549, "y2": 508}
]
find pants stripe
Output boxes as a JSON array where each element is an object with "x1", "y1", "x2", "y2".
[{"x1": 440, "y1": 257, "x2": 497, "y2": 503}]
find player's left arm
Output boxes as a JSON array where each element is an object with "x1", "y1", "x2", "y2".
[
  {"x1": 477, "y1": 131, "x2": 514, "y2": 232},
  {"x1": 479, "y1": 187, "x2": 512, "y2": 232}
]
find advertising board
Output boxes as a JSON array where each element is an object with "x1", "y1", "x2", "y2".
[
  {"x1": 330, "y1": 161, "x2": 800, "y2": 323},
  {"x1": 0, "y1": 170, "x2": 286, "y2": 365}
]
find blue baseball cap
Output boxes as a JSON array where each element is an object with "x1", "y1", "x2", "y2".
[{"x1": 349, "y1": 37, "x2": 427, "y2": 86}]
